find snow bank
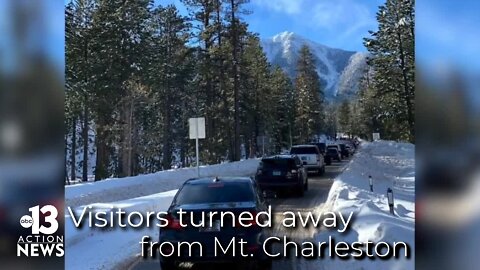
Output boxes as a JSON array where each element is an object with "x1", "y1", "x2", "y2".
[
  {"x1": 314, "y1": 140, "x2": 415, "y2": 270},
  {"x1": 66, "y1": 158, "x2": 260, "y2": 207},
  {"x1": 65, "y1": 159, "x2": 260, "y2": 270},
  {"x1": 65, "y1": 190, "x2": 177, "y2": 270}
]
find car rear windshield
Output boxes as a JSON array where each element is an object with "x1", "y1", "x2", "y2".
[
  {"x1": 328, "y1": 148, "x2": 338, "y2": 154},
  {"x1": 175, "y1": 182, "x2": 255, "y2": 205},
  {"x1": 290, "y1": 147, "x2": 317, "y2": 154},
  {"x1": 260, "y1": 158, "x2": 295, "y2": 169}
]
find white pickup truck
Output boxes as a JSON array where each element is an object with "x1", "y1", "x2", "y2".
[{"x1": 290, "y1": 145, "x2": 325, "y2": 175}]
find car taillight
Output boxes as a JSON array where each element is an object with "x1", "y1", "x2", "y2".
[
  {"x1": 287, "y1": 170, "x2": 297, "y2": 179},
  {"x1": 165, "y1": 214, "x2": 183, "y2": 230},
  {"x1": 247, "y1": 211, "x2": 257, "y2": 227}
]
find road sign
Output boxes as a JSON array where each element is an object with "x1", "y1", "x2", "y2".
[
  {"x1": 189, "y1": 117, "x2": 205, "y2": 139},
  {"x1": 189, "y1": 117, "x2": 206, "y2": 177},
  {"x1": 372, "y1": 133, "x2": 380, "y2": 141}
]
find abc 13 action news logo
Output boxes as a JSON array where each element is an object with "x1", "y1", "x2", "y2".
[{"x1": 17, "y1": 205, "x2": 64, "y2": 257}]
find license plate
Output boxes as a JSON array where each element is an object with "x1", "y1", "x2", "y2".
[
  {"x1": 200, "y1": 220, "x2": 221, "y2": 232},
  {"x1": 272, "y1": 170, "x2": 281, "y2": 176}
]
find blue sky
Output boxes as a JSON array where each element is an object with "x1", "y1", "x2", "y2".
[
  {"x1": 245, "y1": 0, "x2": 384, "y2": 51},
  {"x1": 163, "y1": 0, "x2": 385, "y2": 52},
  {"x1": 56, "y1": 0, "x2": 480, "y2": 73}
]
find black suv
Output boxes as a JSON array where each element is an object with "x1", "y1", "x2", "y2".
[
  {"x1": 159, "y1": 177, "x2": 272, "y2": 270},
  {"x1": 255, "y1": 155, "x2": 308, "y2": 196},
  {"x1": 310, "y1": 142, "x2": 326, "y2": 155},
  {"x1": 326, "y1": 148, "x2": 341, "y2": 162}
]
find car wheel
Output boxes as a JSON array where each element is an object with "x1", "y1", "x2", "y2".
[
  {"x1": 160, "y1": 260, "x2": 176, "y2": 270},
  {"x1": 297, "y1": 185, "x2": 305, "y2": 197},
  {"x1": 258, "y1": 258, "x2": 273, "y2": 270}
]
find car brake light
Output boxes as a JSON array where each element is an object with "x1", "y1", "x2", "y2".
[
  {"x1": 247, "y1": 211, "x2": 258, "y2": 226},
  {"x1": 165, "y1": 214, "x2": 183, "y2": 230}
]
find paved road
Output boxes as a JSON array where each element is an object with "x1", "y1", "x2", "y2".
[{"x1": 129, "y1": 159, "x2": 350, "y2": 270}]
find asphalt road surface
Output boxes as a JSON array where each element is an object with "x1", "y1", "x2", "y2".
[{"x1": 128, "y1": 158, "x2": 350, "y2": 270}]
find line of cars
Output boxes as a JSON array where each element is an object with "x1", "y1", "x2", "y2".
[
  {"x1": 255, "y1": 140, "x2": 357, "y2": 198},
  {"x1": 158, "y1": 139, "x2": 358, "y2": 269}
]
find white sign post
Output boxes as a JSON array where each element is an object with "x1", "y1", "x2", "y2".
[{"x1": 189, "y1": 117, "x2": 206, "y2": 177}]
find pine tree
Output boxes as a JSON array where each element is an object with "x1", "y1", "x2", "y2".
[
  {"x1": 270, "y1": 66, "x2": 295, "y2": 152},
  {"x1": 148, "y1": 5, "x2": 192, "y2": 170},
  {"x1": 89, "y1": 0, "x2": 152, "y2": 179},
  {"x1": 225, "y1": 0, "x2": 250, "y2": 161},
  {"x1": 294, "y1": 45, "x2": 323, "y2": 143},
  {"x1": 337, "y1": 100, "x2": 351, "y2": 136},
  {"x1": 363, "y1": 0, "x2": 414, "y2": 141},
  {"x1": 65, "y1": 0, "x2": 96, "y2": 182},
  {"x1": 240, "y1": 34, "x2": 271, "y2": 157}
]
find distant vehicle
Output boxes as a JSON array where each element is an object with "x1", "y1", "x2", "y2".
[
  {"x1": 338, "y1": 143, "x2": 349, "y2": 158},
  {"x1": 345, "y1": 145, "x2": 354, "y2": 155},
  {"x1": 324, "y1": 152, "x2": 332, "y2": 165},
  {"x1": 326, "y1": 148, "x2": 342, "y2": 162},
  {"x1": 159, "y1": 177, "x2": 272, "y2": 270},
  {"x1": 327, "y1": 144, "x2": 342, "y2": 160},
  {"x1": 255, "y1": 155, "x2": 308, "y2": 196},
  {"x1": 310, "y1": 142, "x2": 326, "y2": 155},
  {"x1": 289, "y1": 145, "x2": 325, "y2": 175}
]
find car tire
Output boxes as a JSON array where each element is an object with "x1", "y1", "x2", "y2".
[
  {"x1": 304, "y1": 178, "x2": 309, "y2": 191},
  {"x1": 258, "y1": 258, "x2": 273, "y2": 270},
  {"x1": 160, "y1": 261, "x2": 176, "y2": 270},
  {"x1": 297, "y1": 185, "x2": 305, "y2": 197}
]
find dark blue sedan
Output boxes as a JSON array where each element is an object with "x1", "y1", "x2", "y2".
[{"x1": 158, "y1": 177, "x2": 272, "y2": 270}]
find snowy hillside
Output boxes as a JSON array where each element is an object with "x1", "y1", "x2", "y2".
[
  {"x1": 261, "y1": 31, "x2": 367, "y2": 100},
  {"x1": 336, "y1": 52, "x2": 369, "y2": 98}
]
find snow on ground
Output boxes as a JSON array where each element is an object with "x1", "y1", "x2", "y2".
[
  {"x1": 66, "y1": 190, "x2": 177, "y2": 270},
  {"x1": 65, "y1": 142, "x2": 414, "y2": 270},
  {"x1": 65, "y1": 159, "x2": 260, "y2": 270},
  {"x1": 66, "y1": 159, "x2": 260, "y2": 208},
  {"x1": 311, "y1": 140, "x2": 415, "y2": 270}
]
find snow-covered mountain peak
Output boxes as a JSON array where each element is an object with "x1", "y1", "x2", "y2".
[
  {"x1": 271, "y1": 31, "x2": 295, "y2": 42},
  {"x1": 261, "y1": 32, "x2": 368, "y2": 101}
]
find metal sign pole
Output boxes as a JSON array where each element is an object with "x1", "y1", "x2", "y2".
[
  {"x1": 196, "y1": 118, "x2": 200, "y2": 177},
  {"x1": 189, "y1": 117, "x2": 205, "y2": 178}
]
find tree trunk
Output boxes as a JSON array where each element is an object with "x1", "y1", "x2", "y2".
[
  {"x1": 120, "y1": 99, "x2": 133, "y2": 177},
  {"x1": 395, "y1": 9, "x2": 414, "y2": 141},
  {"x1": 230, "y1": 0, "x2": 241, "y2": 161},
  {"x1": 95, "y1": 119, "x2": 108, "y2": 181},
  {"x1": 65, "y1": 137, "x2": 70, "y2": 185},
  {"x1": 70, "y1": 117, "x2": 77, "y2": 181},
  {"x1": 82, "y1": 103, "x2": 89, "y2": 182}
]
